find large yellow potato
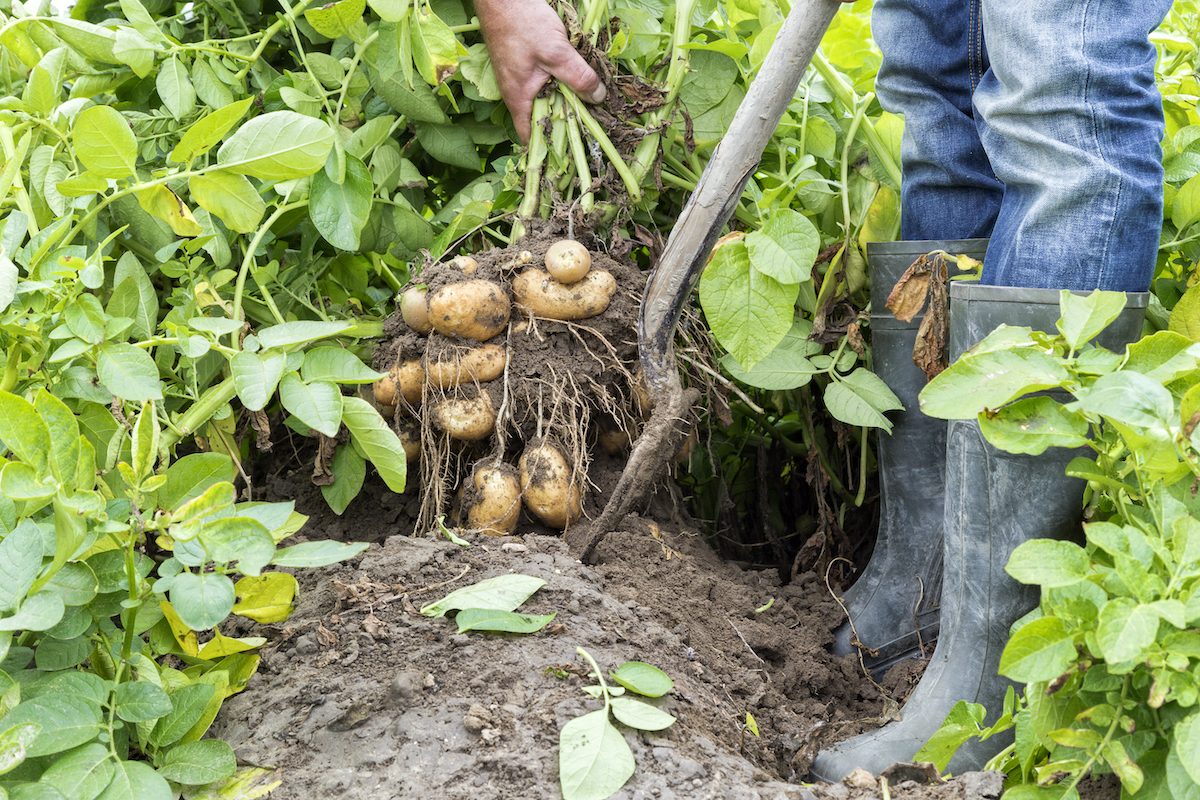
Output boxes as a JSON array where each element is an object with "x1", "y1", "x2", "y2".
[
  {"x1": 519, "y1": 441, "x2": 583, "y2": 529},
  {"x1": 466, "y1": 462, "x2": 522, "y2": 536},
  {"x1": 512, "y1": 268, "x2": 616, "y2": 321},
  {"x1": 432, "y1": 392, "x2": 496, "y2": 441},
  {"x1": 426, "y1": 344, "x2": 508, "y2": 388},
  {"x1": 428, "y1": 280, "x2": 510, "y2": 341},
  {"x1": 372, "y1": 372, "x2": 397, "y2": 406}
]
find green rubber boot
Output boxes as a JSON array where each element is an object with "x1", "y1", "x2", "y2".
[
  {"x1": 811, "y1": 282, "x2": 1148, "y2": 781},
  {"x1": 831, "y1": 239, "x2": 989, "y2": 673}
]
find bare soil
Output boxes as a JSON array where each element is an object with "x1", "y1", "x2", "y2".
[{"x1": 210, "y1": 469, "x2": 1010, "y2": 800}]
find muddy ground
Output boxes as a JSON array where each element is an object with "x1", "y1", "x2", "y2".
[{"x1": 202, "y1": 463, "x2": 1110, "y2": 800}]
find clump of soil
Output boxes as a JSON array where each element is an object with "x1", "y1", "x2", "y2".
[
  {"x1": 210, "y1": 471, "x2": 1010, "y2": 800},
  {"x1": 371, "y1": 222, "x2": 695, "y2": 542}
]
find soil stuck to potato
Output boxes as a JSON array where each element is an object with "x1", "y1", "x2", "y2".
[{"x1": 371, "y1": 224, "x2": 661, "y2": 537}]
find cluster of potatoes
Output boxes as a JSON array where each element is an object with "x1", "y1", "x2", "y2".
[{"x1": 372, "y1": 240, "x2": 618, "y2": 537}]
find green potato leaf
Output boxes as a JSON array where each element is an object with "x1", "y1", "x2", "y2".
[
  {"x1": 420, "y1": 575, "x2": 546, "y2": 618},
  {"x1": 609, "y1": 662, "x2": 673, "y2": 697},
  {"x1": 73, "y1": 105, "x2": 137, "y2": 179},
  {"x1": 310, "y1": 154, "x2": 374, "y2": 251},
  {"x1": 700, "y1": 240, "x2": 798, "y2": 370},
  {"x1": 454, "y1": 609, "x2": 557, "y2": 634},
  {"x1": 218, "y1": 111, "x2": 335, "y2": 180},
  {"x1": 559, "y1": 709, "x2": 634, "y2": 800},
  {"x1": 608, "y1": 696, "x2": 676, "y2": 731}
]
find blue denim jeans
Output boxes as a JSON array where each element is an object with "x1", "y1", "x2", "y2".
[{"x1": 872, "y1": 0, "x2": 1171, "y2": 292}]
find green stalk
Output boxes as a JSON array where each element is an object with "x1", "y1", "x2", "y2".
[
  {"x1": 563, "y1": 89, "x2": 642, "y2": 204},
  {"x1": 576, "y1": 647, "x2": 613, "y2": 710},
  {"x1": 811, "y1": 52, "x2": 903, "y2": 190},
  {"x1": 840, "y1": 93, "x2": 872, "y2": 236},
  {"x1": 0, "y1": 343, "x2": 22, "y2": 393},
  {"x1": 661, "y1": 0, "x2": 700, "y2": 108},
  {"x1": 231, "y1": 200, "x2": 308, "y2": 337},
  {"x1": 161, "y1": 377, "x2": 238, "y2": 449},
  {"x1": 565, "y1": 99, "x2": 595, "y2": 215},
  {"x1": 579, "y1": 0, "x2": 608, "y2": 45},
  {"x1": 516, "y1": 95, "x2": 553, "y2": 235}
]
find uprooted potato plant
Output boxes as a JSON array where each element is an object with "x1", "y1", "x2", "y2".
[{"x1": 369, "y1": 225, "x2": 702, "y2": 537}]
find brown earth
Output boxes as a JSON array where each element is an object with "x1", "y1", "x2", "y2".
[{"x1": 210, "y1": 468, "x2": 1019, "y2": 800}]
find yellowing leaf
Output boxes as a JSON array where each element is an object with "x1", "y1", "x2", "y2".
[
  {"x1": 136, "y1": 184, "x2": 203, "y2": 237},
  {"x1": 197, "y1": 628, "x2": 266, "y2": 660},
  {"x1": 159, "y1": 600, "x2": 199, "y2": 656},
  {"x1": 305, "y1": 0, "x2": 366, "y2": 39},
  {"x1": 189, "y1": 170, "x2": 266, "y2": 234},
  {"x1": 181, "y1": 765, "x2": 281, "y2": 800},
  {"x1": 232, "y1": 573, "x2": 297, "y2": 624},
  {"x1": 411, "y1": 8, "x2": 461, "y2": 86}
]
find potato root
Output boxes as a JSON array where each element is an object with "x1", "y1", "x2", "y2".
[
  {"x1": 428, "y1": 280, "x2": 510, "y2": 341},
  {"x1": 426, "y1": 344, "x2": 507, "y2": 388},
  {"x1": 400, "y1": 286, "x2": 432, "y2": 334},
  {"x1": 519, "y1": 440, "x2": 583, "y2": 529},
  {"x1": 513, "y1": 268, "x2": 616, "y2": 321},
  {"x1": 466, "y1": 462, "x2": 522, "y2": 536},
  {"x1": 545, "y1": 239, "x2": 591, "y2": 283},
  {"x1": 433, "y1": 392, "x2": 496, "y2": 441}
]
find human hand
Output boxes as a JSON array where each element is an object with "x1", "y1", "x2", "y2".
[{"x1": 476, "y1": 0, "x2": 606, "y2": 144}]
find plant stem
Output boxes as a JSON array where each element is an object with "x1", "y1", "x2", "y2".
[
  {"x1": 516, "y1": 95, "x2": 553, "y2": 234},
  {"x1": 563, "y1": 90, "x2": 642, "y2": 205},
  {"x1": 564, "y1": 99, "x2": 594, "y2": 215},
  {"x1": 811, "y1": 53, "x2": 902, "y2": 190},
  {"x1": 231, "y1": 200, "x2": 309, "y2": 335},
  {"x1": 162, "y1": 377, "x2": 238, "y2": 449},
  {"x1": 576, "y1": 647, "x2": 613, "y2": 710}
]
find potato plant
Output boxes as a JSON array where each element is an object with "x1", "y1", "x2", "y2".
[{"x1": 370, "y1": 232, "x2": 650, "y2": 535}]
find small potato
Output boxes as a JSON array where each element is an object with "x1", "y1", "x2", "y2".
[
  {"x1": 631, "y1": 369, "x2": 652, "y2": 418},
  {"x1": 428, "y1": 279, "x2": 510, "y2": 341},
  {"x1": 433, "y1": 392, "x2": 496, "y2": 441},
  {"x1": 448, "y1": 254, "x2": 478, "y2": 274},
  {"x1": 396, "y1": 418, "x2": 421, "y2": 462},
  {"x1": 467, "y1": 462, "x2": 522, "y2": 536},
  {"x1": 545, "y1": 239, "x2": 591, "y2": 283},
  {"x1": 400, "y1": 286, "x2": 432, "y2": 334},
  {"x1": 596, "y1": 427, "x2": 630, "y2": 457},
  {"x1": 519, "y1": 440, "x2": 583, "y2": 529},
  {"x1": 373, "y1": 372, "x2": 398, "y2": 406},
  {"x1": 426, "y1": 344, "x2": 507, "y2": 388},
  {"x1": 395, "y1": 359, "x2": 426, "y2": 405},
  {"x1": 513, "y1": 268, "x2": 616, "y2": 321},
  {"x1": 673, "y1": 425, "x2": 698, "y2": 464}
]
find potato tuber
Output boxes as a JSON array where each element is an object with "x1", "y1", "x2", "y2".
[
  {"x1": 428, "y1": 279, "x2": 510, "y2": 341},
  {"x1": 512, "y1": 268, "x2": 616, "y2": 321}
]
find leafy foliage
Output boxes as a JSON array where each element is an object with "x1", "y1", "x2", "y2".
[{"x1": 913, "y1": 291, "x2": 1200, "y2": 797}]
